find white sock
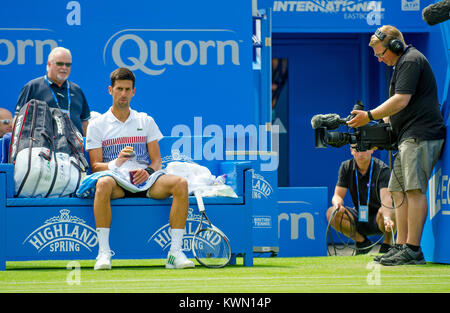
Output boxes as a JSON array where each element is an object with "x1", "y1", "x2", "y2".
[
  {"x1": 170, "y1": 228, "x2": 185, "y2": 254},
  {"x1": 96, "y1": 228, "x2": 110, "y2": 253}
]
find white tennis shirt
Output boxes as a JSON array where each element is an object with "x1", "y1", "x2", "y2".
[{"x1": 86, "y1": 107, "x2": 163, "y2": 164}]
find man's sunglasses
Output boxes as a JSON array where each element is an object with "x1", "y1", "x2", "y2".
[
  {"x1": 54, "y1": 62, "x2": 72, "y2": 67},
  {"x1": 0, "y1": 119, "x2": 11, "y2": 125}
]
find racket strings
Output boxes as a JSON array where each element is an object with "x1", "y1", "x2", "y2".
[
  {"x1": 193, "y1": 192, "x2": 231, "y2": 268},
  {"x1": 193, "y1": 229, "x2": 231, "y2": 267}
]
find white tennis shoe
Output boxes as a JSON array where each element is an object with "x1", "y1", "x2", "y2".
[
  {"x1": 94, "y1": 250, "x2": 113, "y2": 270},
  {"x1": 166, "y1": 251, "x2": 195, "y2": 269}
]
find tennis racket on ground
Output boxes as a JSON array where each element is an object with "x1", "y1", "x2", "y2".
[{"x1": 192, "y1": 191, "x2": 231, "y2": 268}]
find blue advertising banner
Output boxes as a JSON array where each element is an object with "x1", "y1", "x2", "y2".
[
  {"x1": 423, "y1": 127, "x2": 450, "y2": 263},
  {"x1": 5, "y1": 202, "x2": 253, "y2": 262},
  {"x1": 277, "y1": 187, "x2": 327, "y2": 257},
  {"x1": 260, "y1": 0, "x2": 435, "y2": 32},
  {"x1": 0, "y1": 0, "x2": 254, "y2": 135},
  {"x1": 252, "y1": 167, "x2": 279, "y2": 254}
]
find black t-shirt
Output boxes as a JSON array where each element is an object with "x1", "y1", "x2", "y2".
[
  {"x1": 389, "y1": 45, "x2": 445, "y2": 143},
  {"x1": 336, "y1": 157, "x2": 390, "y2": 216}
]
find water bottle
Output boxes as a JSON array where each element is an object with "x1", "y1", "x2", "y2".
[{"x1": 214, "y1": 174, "x2": 227, "y2": 185}]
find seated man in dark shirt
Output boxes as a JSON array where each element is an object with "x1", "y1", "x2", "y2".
[
  {"x1": 0, "y1": 108, "x2": 13, "y2": 137},
  {"x1": 327, "y1": 146, "x2": 395, "y2": 255},
  {"x1": 15, "y1": 47, "x2": 90, "y2": 136}
]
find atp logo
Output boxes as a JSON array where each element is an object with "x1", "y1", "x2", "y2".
[{"x1": 401, "y1": 0, "x2": 420, "y2": 11}]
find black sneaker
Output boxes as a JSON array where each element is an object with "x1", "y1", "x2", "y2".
[
  {"x1": 373, "y1": 244, "x2": 401, "y2": 263},
  {"x1": 379, "y1": 243, "x2": 392, "y2": 254},
  {"x1": 380, "y1": 244, "x2": 426, "y2": 266},
  {"x1": 355, "y1": 238, "x2": 373, "y2": 255}
]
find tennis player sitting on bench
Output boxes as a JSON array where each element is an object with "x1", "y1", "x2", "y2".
[
  {"x1": 326, "y1": 145, "x2": 395, "y2": 255},
  {"x1": 86, "y1": 67, "x2": 194, "y2": 270}
]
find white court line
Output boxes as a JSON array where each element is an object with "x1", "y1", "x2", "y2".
[
  {"x1": 2, "y1": 274, "x2": 449, "y2": 286},
  {"x1": 3, "y1": 281, "x2": 449, "y2": 293}
]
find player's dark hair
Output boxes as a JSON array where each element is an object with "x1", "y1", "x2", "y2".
[{"x1": 110, "y1": 67, "x2": 136, "y2": 88}]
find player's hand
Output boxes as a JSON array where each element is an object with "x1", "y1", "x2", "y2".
[
  {"x1": 116, "y1": 146, "x2": 135, "y2": 166},
  {"x1": 129, "y1": 168, "x2": 149, "y2": 185}
]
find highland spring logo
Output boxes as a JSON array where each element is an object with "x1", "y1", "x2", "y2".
[
  {"x1": 148, "y1": 207, "x2": 222, "y2": 253},
  {"x1": 252, "y1": 172, "x2": 273, "y2": 199},
  {"x1": 103, "y1": 29, "x2": 241, "y2": 76},
  {"x1": 23, "y1": 209, "x2": 98, "y2": 253}
]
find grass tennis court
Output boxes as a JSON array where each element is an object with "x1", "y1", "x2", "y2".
[{"x1": 1, "y1": 254, "x2": 449, "y2": 293}]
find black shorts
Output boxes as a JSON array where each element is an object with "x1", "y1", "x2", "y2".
[
  {"x1": 346, "y1": 206, "x2": 381, "y2": 236},
  {"x1": 123, "y1": 189, "x2": 149, "y2": 198}
]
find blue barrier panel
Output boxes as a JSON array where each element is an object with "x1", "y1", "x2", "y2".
[
  {"x1": 277, "y1": 187, "x2": 327, "y2": 257},
  {"x1": 424, "y1": 132, "x2": 450, "y2": 264},
  {"x1": 251, "y1": 168, "x2": 279, "y2": 255}
]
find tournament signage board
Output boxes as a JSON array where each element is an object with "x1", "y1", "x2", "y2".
[
  {"x1": 0, "y1": 0, "x2": 254, "y2": 135},
  {"x1": 424, "y1": 125, "x2": 450, "y2": 263},
  {"x1": 259, "y1": 0, "x2": 434, "y2": 32}
]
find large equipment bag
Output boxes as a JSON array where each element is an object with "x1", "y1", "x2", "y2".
[{"x1": 9, "y1": 99, "x2": 89, "y2": 198}]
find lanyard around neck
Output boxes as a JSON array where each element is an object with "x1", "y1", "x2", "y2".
[
  {"x1": 354, "y1": 157, "x2": 373, "y2": 208},
  {"x1": 45, "y1": 75, "x2": 71, "y2": 117}
]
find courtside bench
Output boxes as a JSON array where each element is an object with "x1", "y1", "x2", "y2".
[{"x1": 0, "y1": 135, "x2": 254, "y2": 270}]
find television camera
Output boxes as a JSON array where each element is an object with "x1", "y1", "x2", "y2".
[{"x1": 311, "y1": 101, "x2": 397, "y2": 151}]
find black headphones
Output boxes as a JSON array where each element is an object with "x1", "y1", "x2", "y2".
[{"x1": 374, "y1": 28, "x2": 405, "y2": 56}]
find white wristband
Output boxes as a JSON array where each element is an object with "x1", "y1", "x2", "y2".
[{"x1": 108, "y1": 160, "x2": 119, "y2": 172}]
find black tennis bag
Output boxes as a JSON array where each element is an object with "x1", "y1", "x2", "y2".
[{"x1": 9, "y1": 99, "x2": 88, "y2": 197}]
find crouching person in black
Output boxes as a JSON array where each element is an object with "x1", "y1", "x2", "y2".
[{"x1": 326, "y1": 146, "x2": 395, "y2": 255}]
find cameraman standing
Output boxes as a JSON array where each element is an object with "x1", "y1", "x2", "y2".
[
  {"x1": 348, "y1": 25, "x2": 445, "y2": 265},
  {"x1": 327, "y1": 146, "x2": 394, "y2": 255}
]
